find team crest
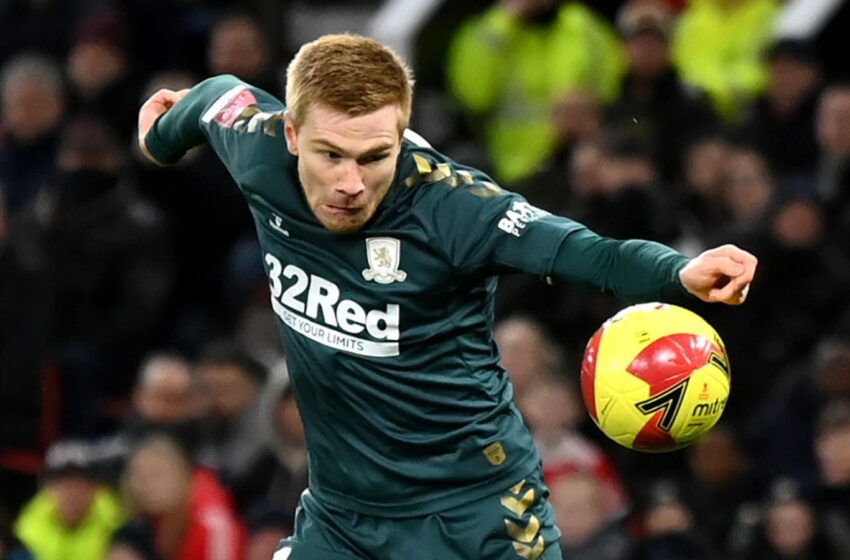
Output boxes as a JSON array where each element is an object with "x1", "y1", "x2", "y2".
[{"x1": 362, "y1": 237, "x2": 407, "y2": 284}]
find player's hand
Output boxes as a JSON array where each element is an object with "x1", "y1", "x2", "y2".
[
  {"x1": 678, "y1": 244, "x2": 758, "y2": 305},
  {"x1": 137, "y1": 88, "x2": 190, "y2": 163}
]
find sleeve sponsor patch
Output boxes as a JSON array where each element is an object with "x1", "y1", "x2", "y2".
[
  {"x1": 201, "y1": 86, "x2": 258, "y2": 127},
  {"x1": 498, "y1": 201, "x2": 550, "y2": 237}
]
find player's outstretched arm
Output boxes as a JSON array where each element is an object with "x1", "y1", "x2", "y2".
[
  {"x1": 138, "y1": 88, "x2": 189, "y2": 164},
  {"x1": 678, "y1": 244, "x2": 758, "y2": 305}
]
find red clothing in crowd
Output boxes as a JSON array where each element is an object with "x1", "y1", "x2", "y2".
[{"x1": 159, "y1": 468, "x2": 246, "y2": 560}]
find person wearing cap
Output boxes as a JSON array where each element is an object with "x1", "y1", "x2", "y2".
[
  {"x1": 13, "y1": 440, "x2": 124, "y2": 560},
  {"x1": 607, "y1": 1, "x2": 718, "y2": 184}
]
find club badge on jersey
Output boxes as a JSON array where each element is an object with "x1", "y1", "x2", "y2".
[{"x1": 362, "y1": 237, "x2": 407, "y2": 284}]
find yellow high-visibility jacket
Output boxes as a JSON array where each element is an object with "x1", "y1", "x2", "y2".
[
  {"x1": 448, "y1": 3, "x2": 623, "y2": 184},
  {"x1": 15, "y1": 487, "x2": 124, "y2": 560},
  {"x1": 672, "y1": 0, "x2": 779, "y2": 122}
]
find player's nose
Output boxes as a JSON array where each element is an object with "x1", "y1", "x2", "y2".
[{"x1": 335, "y1": 160, "x2": 366, "y2": 197}]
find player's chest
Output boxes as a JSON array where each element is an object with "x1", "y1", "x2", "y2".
[{"x1": 252, "y1": 196, "x2": 455, "y2": 321}]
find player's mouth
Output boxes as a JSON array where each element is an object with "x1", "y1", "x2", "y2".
[{"x1": 323, "y1": 204, "x2": 363, "y2": 216}]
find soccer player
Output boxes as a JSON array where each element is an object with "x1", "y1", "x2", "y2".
[{"x1": 138, "y1": 34, "x2": 757, "y2": 560}]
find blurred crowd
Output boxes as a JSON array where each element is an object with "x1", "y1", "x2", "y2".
[{"x1": 1, "y1": 0, "x2": 850, "y2": 558}]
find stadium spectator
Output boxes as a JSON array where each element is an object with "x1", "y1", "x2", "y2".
[
  {"x1": 550, "y1": 470, "x2": 635, "y2": 559},
  {"x1": 194, "y1": 344, "x2": 269, "y2": 508},
  {"x1": 685, "y1": 426, "x2": 763, "y2": 550},
  {"x1": 447, "y1": 0, "x2": 623, "y2": 184},
  {"x1": 518, "y1": 375, "x2": 629, "y2": 516},
  {"x1": 672, "y1": 0, "x2": 779, "y2": 122},
  {"x1": 0, "y1": 53, "x2": 64, "y2": 214},
  {"x1": 119, "y1": 353, "x2": 204, "y2": 456},
  {"x1": 738, "y1": 39, "x2": 822, "y2": 177},
  {"x1": 121, "y1": 436, "x2": 245, "y2": 560},
  {"x1": 14, "y1": 115, "x2": 173, "y2": 436},
  {"x1": 569, "y1": 134, "x2": 678, "y2": 244},
  {"x1": 232, "y1": 378, "x2": 308, "y2": 516},
  {"x1": 66, "y1": 12, "x2": 140, "y2": 141},
  {"x1": 607, "y1": 1, "x2": 718, "y2": 183},
  {"x1": 817, "y1": 84, "x2": 850, "y2": 249},
  {"x1": 14, "y1": 440, "x2": 124, "y2": 560},
  {"x1": 717, "y1": 147, "x2": 776, "y2": 237},
  {"x1": 813, "y1": 400, "x2": 850, "y2": 557},
  {"x1": 677, "y1": 135, "x2": 735, "y2": 250},
  {"x1": 734, "y1": 478, "x2": 845, "y2": 560},
  {"x1": 0, "y1": 186, "x2": 49, "y2": 512},
  {"x1": 635, "y1": 479, "x2": 714, "y2": 560},
  {"x1": 494, "y1": 316, "x2": 564, "y2": 403},
  {"x1": 207, "y1": 11, "x2": 278, "y2": 95}
]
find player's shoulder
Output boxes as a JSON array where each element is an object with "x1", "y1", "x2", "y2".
[
  {"x1": 397, "y1": 131, "x2": 508, "y2": 205},
  {"x1": 199, "y1": 75, "x2": 287, "y2": 139}
]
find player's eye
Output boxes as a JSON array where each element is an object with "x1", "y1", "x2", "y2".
[
  {"x1": 325, "y1": 151, "x2": 342, "y2": 160},
  {"x1": 359, "y1": 153, "x2": 389, "y2": 165}
]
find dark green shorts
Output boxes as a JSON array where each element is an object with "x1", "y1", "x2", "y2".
[{"x1": 274, "y1": 468, "x2": 562, "y2": 560}]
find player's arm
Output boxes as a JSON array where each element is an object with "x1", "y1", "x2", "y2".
[
  {"x1": 433, "y1": 183, "x2": 756, "y2": 305},
  {"x1": 137, "y1": 74, "x2": 246, "y2": 165},
  {"x1": 549, "y1": 227, "x2": 757, "y2": 305}
]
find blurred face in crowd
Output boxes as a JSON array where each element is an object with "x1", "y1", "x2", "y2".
[
  {"x1": 197, "y1": 363, "x2": 259, "y2": 420},
  {"x1": 285, "y1": 103, "x2": 402, "y2": 233},
  {"x1": 771, "y1": 200, "x2": 824, "y2": 249},
  {"x1": 815, "y1": 343, "x2": 850, "y2": 397},
  {"x1": 208, "y1": 16, "x2": 269, "y2": 79},
  {"x1": 765, "y1": 499, "x2": 816, "y2": 557},
  {"x1": 687, "y1": 428, "x2": 747, "y2": 488},
  {"x1": 518, "y1": 379, "x2": 581, "y2": 444},
  {"x1": 1, "y1": 73, "x2": 63, "y2": 143},
  {"x1": 134, "y1": 358, "x2": 196, "y2": 423},
  {"x1": 816, "y1": 424, "x2": 850, "y2": 486},
  {"x1": 625, "y1": 32, "x2": 669, "y2": 80},
  {"x1": 68, "y1": 42, "x2": 127, "y2": 97},
  {"x1": 723, "y1": 151, "x2": 774, "y2": 223},
  {"x1": 817, "y1": 87, "x2": 850, "y2": 158},
  {"x1": 126, "y1": 441, "x2": 191, "y2": 515},
  {"x1": 495, "y1": 318, "x2": 559, "y2": 400},
  {"x1": 686, "y1": 138, "x2": 730, "y2": 199},
  {"x1": 769, "y1": 56, "x2": 819, "y2": 116},
  {"x1": 551, "y1": 473, "x2": 609, "y2": 546},
  {"x1": 47, "y1": 475, "x2": 99, "y2": 527},
  {"x1": 644, "y1": 501, "x2": 693, "y2": 536}
]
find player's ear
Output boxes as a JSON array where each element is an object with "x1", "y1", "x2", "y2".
[{"x1": 283, "y1": 111, "x2": 299, "y2": 156}]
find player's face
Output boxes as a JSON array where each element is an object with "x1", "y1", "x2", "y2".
[{"x1": 285, "y1": 103, "x2": 403, "y2": 233}]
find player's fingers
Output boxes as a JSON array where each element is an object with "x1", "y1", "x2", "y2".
[
  {"x1": 708, "y1": 281, "x2": 741, "y2": 305},
  {"x1": 702, "y1": 255, "x2": 744, "y2": 278},
  {"x1": 704, "y1": 244, "x2": 757, "y2": 267}
]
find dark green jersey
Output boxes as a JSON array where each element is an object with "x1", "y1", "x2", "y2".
[{"x1": 145, "y1": 75, "x2": 692, "y2": 517}]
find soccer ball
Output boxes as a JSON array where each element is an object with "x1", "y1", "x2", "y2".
[{"x1": 581, "y1": 303, "x2": 730, "y2": 452}]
